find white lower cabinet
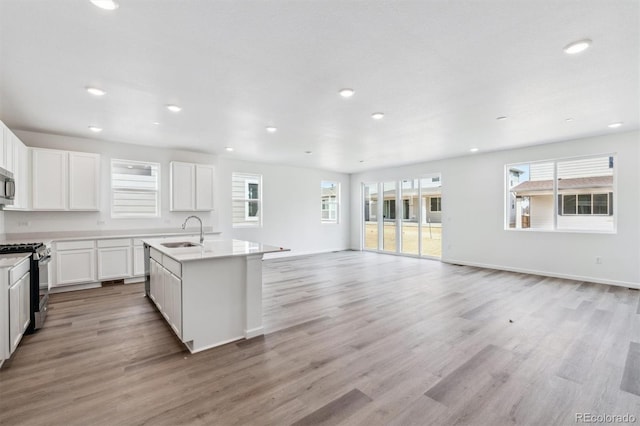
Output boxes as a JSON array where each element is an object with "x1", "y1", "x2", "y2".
[
  {"x1": 9, "y1": 269, "x2": 30, "y2": 355},
  {"x1": 56, "y1": 248, "x2": 96, "y2": 286},
  {"x1": 149, "y1": 255, "x2": 182, "y2": 339},
  {"x1": 133, "y1": 243, "x2": 145, "y2": 277},
  {"x1": 97, "y1": 239, "x2": 132, "y2": 280}
]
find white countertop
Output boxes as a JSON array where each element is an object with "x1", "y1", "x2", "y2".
[
  {"x1": 1, "y1": 228, "x2": 221, "y2": 245},
  {"x1": 0, "y1": 253, "x2": 30, "y2": 269},
  {"x1": 143, "y1": 236, "x2": 288, "y2": 262}
]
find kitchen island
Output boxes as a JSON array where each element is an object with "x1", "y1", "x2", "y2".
[{"x1": 142, "y1": 237, "x2": 287, "y2": 353}]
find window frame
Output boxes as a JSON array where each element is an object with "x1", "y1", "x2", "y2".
[
  {"x1": 561, "y1": 193, "x2": 610, "y2": 216},
  {"x1": 110, "y1": 159, "x2": 161, "y2": 219},
  {"x1": 232, "y1": 172, "x2": 263, "y2": 228},
  {"x1": 321, "y1": 181, "x2": 340, "y2": 224},
  {"x1": 505, "y1": 153, "x2": 616, "y2": 233},
  {"x1": 429, "y1": 196, "x2": 442, "y2": 212}
]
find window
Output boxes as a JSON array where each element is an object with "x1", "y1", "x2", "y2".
[
  {"x1": 430, "y1": 197, "x2": 441, "y2": 212},
  {"x1": 232, "y1": 173, "x2": 262, "y2": 227},
  {"x1": 561, "y1": 194, "x2": 611, "y2": 216},
  {"x1": 507, "y1": 154, "x2": 615, "y2": 232},
  {"x1": 111, "y1": 159, "x2": 160, "y2": 218},
  {"x1": 321, "y1": 181, "x2": 339, "y2": 223}
]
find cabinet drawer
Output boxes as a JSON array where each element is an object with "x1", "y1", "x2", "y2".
[
  {"x1": 150, "y1": 247, "x2": 162, "y2": 262},
  {"x1": 56, "y1": 240, "x2": 95, "y2": 250},
  {"x1": 97, "y1": 238, "x2": 131, "y2": 248},
  {"x1": 10, "y1": 257, "x2": 30, "y2": 284},
  {"x1": 163, "y1": 256, "x2": 181, "y2": 278}
]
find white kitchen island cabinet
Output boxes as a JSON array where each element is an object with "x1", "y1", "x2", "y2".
[{"x1": 143, "y1": 238, "x2": 287, "y2": 353}]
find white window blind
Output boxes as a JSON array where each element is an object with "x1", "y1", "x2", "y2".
[{"x1": 111, "y1": 159, "x2": 160, "y2": 218}]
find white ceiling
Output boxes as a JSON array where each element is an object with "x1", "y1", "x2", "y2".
[{"x1": 0, "y1": 0, "x2": 638, "y2": 173}]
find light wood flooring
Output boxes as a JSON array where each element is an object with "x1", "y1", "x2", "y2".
[{"x1": 1, "y1": 251, "x2": 639, "y2": 425}]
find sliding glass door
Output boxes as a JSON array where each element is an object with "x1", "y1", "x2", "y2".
[
  {"x1": 363, "y1": 175, "x2": 442, "y2": 259},
  {"x1": 382, "y1": 181, "x2": 397, "y2": 252},
  {"x1": 363, "y1": 183, "x2": 379, "y2": 250}
]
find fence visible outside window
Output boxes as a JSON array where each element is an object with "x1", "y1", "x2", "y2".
[
  {"x1": 111, "y1": 159, "x2": 160, "y2": 218},
  {"x1": 321, "y1": 181, "x2": 339, "y2": 223},
  {"x1": 232, "y1": 173, "x2": 262, "y2": 227},
  {"x1": 506, "y1": 154, "x2": 615, "y2": 232}
]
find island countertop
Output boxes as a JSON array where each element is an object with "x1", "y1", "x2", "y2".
[{"x1": 142, "y1": 236, "x2": 288, "y2": 262}]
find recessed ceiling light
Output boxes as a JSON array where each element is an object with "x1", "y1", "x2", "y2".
[
  {"x1": 359, "y1": 160, "x2": 365, "y2": 163},
  {"x1": 496, "y1": 116, "x2": 508, "y2": 121},
  {"x1": 339, "y1": 88, "x2": 355, "y2": 98},
  {"x1": 565, "y1": 118, "x2": 574, "y2": 122},
  {"x1": 563, "y1": 39, "x2": 592, "y2": 55},
  {"x1": 371, "y1": 112, "x2": 384, "y2": 120},
  {"x1": 470, "y1": 148, "x2": 479, "y2": 153},
  {"x1": 266, "y1": 126, "x2": 277, "y2": 133},
  {"x1": 305, "y1": 151, "x2": 313, "y2": 155},
  {"x1": 88, "y1": 126, "x2": 102, "y2": 133},
  {"x1": 607, "y1": 122, "x2": 623, "y2": 128},
  {"x1": 152, "y1": 121, "x2": 160, "y2": 125},
  {"x1": 90, "y1": 0, "x2": 119, "y2": 10},
  {"x1": 166, "y1": 104, "x2": 182, "y2": 113},
  {"x1": 225, "y1": 147, "x2": 234, "y2": 152},
  {"x1": 86, "y1": 86, "x2": 106, "y2": 96}
]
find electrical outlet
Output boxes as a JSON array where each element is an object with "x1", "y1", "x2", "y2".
[{"x1": 595, "y1": 256, "x2": 602, "y2": 264}]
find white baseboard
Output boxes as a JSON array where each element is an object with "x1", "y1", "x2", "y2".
[
  {"x1": 49, "y1": 282, "x2": 102, "y2": 293},
  {"x1": 262, "y1": 247, "x2": 349, "y2": 260},
  {"x1": 442, "y1": 258, "x2": 640, "y2": 289},
  {"x1": 244, "y1": 327, "x2": 264, "y2": 339}
]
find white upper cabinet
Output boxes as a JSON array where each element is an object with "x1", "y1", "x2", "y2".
[
  {"x1": 1, "y1": 127, "x2": 30, "y2": 210},
  {"x1": 32, "y1": 148, "x2": 68, "y2": 210},
  {"x1": 195, "y1": 164, "x2": 215, "y2": 211},
  {"x1": 170, "y1": 161, "x2": 195, "y2": 211},
  {"x1": 170, "y1": 161, "x2": 214, "y2": 211},
  {"x1": 32, "y1": 148, "x2": 100, "y2": 211},
  {"x1": 69, "y1": 152, "x2": 100, "y2": 210}
]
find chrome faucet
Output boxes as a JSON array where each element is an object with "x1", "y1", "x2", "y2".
[{"x1": 181, "y1": 215, "x2": 204, "y2": 244}]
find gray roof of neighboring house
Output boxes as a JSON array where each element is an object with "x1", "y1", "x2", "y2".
[{"x1": 510, "y1": 175, "x2": 613, "y2": 193}]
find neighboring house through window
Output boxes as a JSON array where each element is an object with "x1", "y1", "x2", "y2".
[
  {"x1": 429, "y1": 197, "x2": 441, "y2": 212},
  {"x1": 233, "y1": 173, "x2": 262, "y2": 227},
  {"x1": 321, "y1": 181, "x2": 339, "y2": 223},
  {"x1": 507, "y1": 155, "x2": 615, "y2": 232},
  {"x1": 111, "y1": 159, "x2": 160, "y2": 218}
]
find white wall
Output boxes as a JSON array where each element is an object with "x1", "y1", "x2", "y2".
[
  {"x1": 350, "y1": 131, "x2": 640, "y2": 287},
  {"x1": 6, "y1": 130, "x2": 219, "y2": 233},
  {"x1": 217, "y1": 158, "x2": 351, "y2": 256}
]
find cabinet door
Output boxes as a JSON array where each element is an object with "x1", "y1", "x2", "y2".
[
  {"x1": 150, "y1": 259, "x2": 164, "y2": 311},
  {"x1": 55, "y1": 249, "x2": 96, "y2": 286},
  {"x1": 20, "y1": 273, "x2": 30, "y2": 333},
  {"x1": 133, "y1": 245, "x2": 145, "y2": 277},
  {"x1": 149, "y1": 259, "x2": 159, "y2": 303},
  {"x1": 168, "y1": 272, "x2": 182, "y2": 338},
  {"x1": 162, "y1": 267, "x2": 172, "y2": 321},
  {"x1": 69, "y1": 152, "x2": 100, "y2": 210},
  {"x1": 170, "y1": 162, "x2": 195, "y2": 211},
  {"x1": 9, "y1": 279, "x2": 20, "y2": 353},
  {"x1": 4, "y1": 129, "x2": 15, "y2": 173},
  {"x1": 9, "y1": 273, "x2": 29, "y2": 354},
  {"x1": 195, "y1": 164, "x2": 215, "y2": 211},
  {"x1": 32, "y1": 148, "x2": 68, "y2": 210},
  {"x1": 97, "y1": 246, "x2": 132, "y2": 280},
  {"x1": 0, "y1": 123, "x2": 6, "y2": 170}
]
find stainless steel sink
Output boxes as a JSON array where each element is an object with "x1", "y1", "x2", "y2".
[{"x1": 161, "y1": 241, "x2": 197, "y2": 248}]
